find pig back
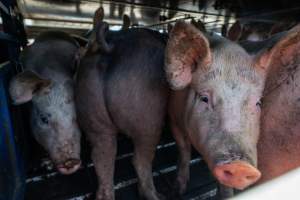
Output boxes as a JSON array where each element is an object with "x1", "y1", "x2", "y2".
[
  {"x1": 108, "y1": 29, "x2": 169, "y2": 135},
  {"x1": 76, "y1": 29, "x2": 169, "y2": 136}
]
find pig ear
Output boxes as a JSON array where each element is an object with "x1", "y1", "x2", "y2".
[
  {"x1": 191, "y1": 19, "x2": 206, "y2": 32},
  {"x1": 71, "y1": 34, "x2": 88, "y2": 47},
  {"x1": 167, "y1": 24, "x2": 173, "y2": 33},
  {"x1": 93, "y1": 7, "x2": 104, "y2": 28},
  {"x1": 269, "y1": 22, "x2": 286, "y2": 36},
  {"x1": 89, "y1": 6, "x2": 113, "y2": 53},
  {"x1": 9, "y1": 71, "x2": 52, "y2": 105},
  {"x1": 165, "y1": 21, "x2": 211, "y2": 90},
  {"x1": 221, "y1": 24, "x2": 228, "y2": 37},
  {"x1": 255, "y1": 24, "x2": 300, "y2": 72},
  {"x1": 268, "y1": 20, "x2": 295, "y2": 36},
  {"x1": 121, "y1": 14, "x2": 131, "y2": 30},
  {"x1": 227, "y1": 21, "x2": 242, "y2": 41}
]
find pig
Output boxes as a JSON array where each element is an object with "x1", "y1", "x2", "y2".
[
  {"x1": 191, "y1": 18, "x2": 206, "y2": 32},
  {"x1": 122, "y1": 14, "x2": 131, "y2": 30},
  {"x1": 75, "y1": 9, "x2": 169, "y2": 200},
  {"x1": 165, "y1": 22, "x2": 300, "y2": 197},
  {"x1": 242, "y1": 25, "x2": 300, "y2": 184},
  {"x1": 9, "y1": 31, "x2": 83, "y2": 175},
  {"x1": 227, "y1": 20, "x2": 296, "y2": 42},
  {"x1": 227, "y1": 21, "x2": 273, "y2": 42}
]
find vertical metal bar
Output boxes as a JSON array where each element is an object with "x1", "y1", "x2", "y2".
[
  {"x1": 0, "y1": 64, "x2": 25, "y2": 200},
  {"x1": 0, "y1": 0, "x2": 26, "y2": 200}
]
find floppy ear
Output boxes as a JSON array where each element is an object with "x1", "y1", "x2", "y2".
[
  {"x1": 221, "y1": 24, "x2": 228, "y2": 37},
  {"x1": 191, "y1": 18, "x2": 206, "y2": 32},
  {"x1": 228, "y1": 21, "x2": 242, "y2": 41},
  {"x1": 93, "y1": 7, "x2": 104, "y2": 28},
  {"x1": 167, "y1": 24, "x2": 173, "y2": 33},
  {"x1": 269, "y1": 20, "x2": 295, "y2": 36},
  {"x1": 9, "y1": 71, "x2": 52, "y2": 105},
  {"x1": 88, "y1": 7, "x2": 113, "y2": 53},
  {"x1": 121, "y1": 14, "x2": 131, "y2": 30},
  {"x1": 165, "y1": 21, "x2": 211, "y2": 90},
  {"x1": 255, "y1": 24, "x2": 300, "y2": 91},
  {"x1": 71, "y1": 34, "x2": 88, "y2": 47}
]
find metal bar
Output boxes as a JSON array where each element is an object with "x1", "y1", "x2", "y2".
[
  {"x1": 0, "y1": 64, "x2": 25, "y2": 200},
  {"x1": 82, "y1": 0, "x2": 232, "y2": 18},
  {"x1": 25, "y1": 16, "x2": 93, "y2": 24},
  {"x1": 242, "y1": 6, "x2": 300, "y2": 18},
  {"x1": 0, "y1": 1, "x2": 10, "y2": 15},
  {"x1": 144, "y1": 16, "x2": 194, "y2": 28}
]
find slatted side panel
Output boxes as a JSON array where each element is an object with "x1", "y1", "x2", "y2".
[{"x1": 24, "y1": 131, "x2": 218, "y2": 200}]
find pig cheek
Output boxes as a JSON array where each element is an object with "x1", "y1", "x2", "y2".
[
  {"x1": 247, "y1": 106, "x2": 261, "y2": 144},
  {"x1": 32, "y1": 122, "x2": 64, "y2": 164},
  {"x1": 33, "y1": 126, "x2": 58, "y2": 161},
  {"x1": 186, "y1": 109, "x2": 212, "y2": 161}
]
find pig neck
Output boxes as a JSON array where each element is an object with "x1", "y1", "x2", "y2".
[{"x1": 169, "y1": 89, "x2": 190, "y2": 133}]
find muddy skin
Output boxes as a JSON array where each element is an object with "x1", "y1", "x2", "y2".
[
  {"x1": 76, "y1": 28, "x2": 169, "y2": 200},
  {"x1": 166, "y1": 22, "x2": 266, "y2": 196},
  {"x1": 242, "y1": 25, "x2": 300, "y2": 184},
  {"x1": 77, "y1": 20, "x2": 300, "y2": 200},
  {"x1": 9, "y1": 31, "x2": 83, "y2": 174},
  {"x1": 165, "y1": 22, "x2": 300, "y2": 198}
]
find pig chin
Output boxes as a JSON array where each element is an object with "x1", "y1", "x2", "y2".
[
  {"x1": 55, "y1": 158, "x2": 81, "y2": 175},
  {"x1": 48, "y1": 148, "x2": 81, "y2": 175}
]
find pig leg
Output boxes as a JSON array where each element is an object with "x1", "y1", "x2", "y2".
[
  {"x1": 90, "y1": 129, "x2": 117, "y2": 200},
  {"x1": 217, "y1": 184, "x2": 234, "y2": 199},
  {"x1": 132, "y1": 134, "x2": 163, "y2": 200},
  {"x1": 172, "y1": 125, "x2": 191, "y2": 194}
]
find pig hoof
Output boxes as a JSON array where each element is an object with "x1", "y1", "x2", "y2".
[
  {"x1": 95, "y1": 189, "x2": 114, "y2": 200},
  {"x1": 175, "y1": 176, "x2": 188, "y2": 194},
  {"x1": 157, "y1": 193, "x2": 166, "y2": 200},
  {"x1": 140, "y1": 192, "x2": 165, "y2": 200},
  {"x1": 95, "y1": 196, "x2": 113, "y2": 200}
]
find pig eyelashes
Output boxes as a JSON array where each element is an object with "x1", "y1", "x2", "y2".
[{"x1": 256, "y1": 99, "x2": 263, "y2": 109}]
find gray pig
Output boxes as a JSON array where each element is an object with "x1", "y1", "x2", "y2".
[
  {"x1": 76, "y1": 23, "x2": 168, "y2": 200},
  {"x1": 9, "y1": 31, "x2": 82, "y2": 174}
]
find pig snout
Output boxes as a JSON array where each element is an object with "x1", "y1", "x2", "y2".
[
  {"x1": 56, "y1": 158, "x2": 81, "y2": 175},
  {"x1": 213, "y1": 161, "x2": 261, "y2": 190}
]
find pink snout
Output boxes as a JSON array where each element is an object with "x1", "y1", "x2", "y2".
[
  {"x1": 56, "y1": 159, "x2": 81, "y2": 175},
  {"x1": 213, "y1": 161, "x2": 261, "y2": 190}
]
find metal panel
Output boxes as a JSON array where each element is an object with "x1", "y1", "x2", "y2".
[{"x1": 0, "y1": 63, "x2": 25, "y2": 200}]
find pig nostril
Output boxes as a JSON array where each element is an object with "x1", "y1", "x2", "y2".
[
  {"x1": 223, "y1": 170, "x2": 234, "y2": 178},
  {"x1": 61, "y1": 159, "x2": 81, "y2": 169},
  {"x1": 65, "y1": 161, "x2": 72, "y2": 168},
  {"x1": 246, "y1": 175, "x2": 256, "y2": 180}
]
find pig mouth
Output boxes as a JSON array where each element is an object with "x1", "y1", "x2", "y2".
[
  {"x1": 213, "y1": 160, "x2": 261, "y2": 190},
  {"x1": 56, "y1": 158, "x2": 81, "y2": 175}
]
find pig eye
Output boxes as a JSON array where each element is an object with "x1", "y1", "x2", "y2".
[
  {"x1": 40, "y1": 115, "x2": 49, "y2": 125},
  {"x1": 256, "y1": 100, "x2": 262, "y2": 108},
  {"x1": 199, "y1": 95, "x2": 209, "y2": 103}
]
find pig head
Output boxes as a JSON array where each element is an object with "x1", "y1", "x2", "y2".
[
  {"x1": 165, "y1": 22, "x2": 297, "y2": 191},
  {"x1": 9, "y1": 31, "x2": 83, "y2": 174}
]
